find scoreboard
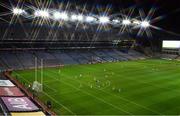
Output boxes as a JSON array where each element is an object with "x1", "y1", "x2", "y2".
[
  {"x1": 162, "y1": 40, "x2": 180, "y2": 55},
  {"x1": 163, "y1": 40, "x2": 180, "y2": 49}
]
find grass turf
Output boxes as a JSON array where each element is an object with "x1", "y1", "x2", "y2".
[{"x1": 12, "y1": 59, "x2": 180, "y2": 115}]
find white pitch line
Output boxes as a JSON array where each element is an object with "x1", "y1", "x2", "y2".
[
  {"x1": 68, "y1": 77, "x2": 161, "y2": 115},
  {"x1": 42, "y1": 91, "x2": 76, "y2": 115},
  {"x1": 44, "y1": 84, "x2": 58, "y2": 93},
  {"x1": 13, "y1": 71, "x2": 75, "y2": 115},
  {"x1": 48, "y1": 69, "x2": 162, "y2": 115},
  {"x1": 44, "y1": 71, "x2": 132, "y2": 115}
]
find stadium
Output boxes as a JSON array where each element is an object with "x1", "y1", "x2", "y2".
[{"x1": 0, "y1": 0, "x2": 180, "y2": 115}]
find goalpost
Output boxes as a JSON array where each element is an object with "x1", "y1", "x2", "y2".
[{"x1": 32, "y1": 58, "x2": 43, "y2": 93}]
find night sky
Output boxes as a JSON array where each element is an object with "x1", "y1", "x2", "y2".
[
  {"x1": 64, "y1": 0, "x2": 180, "y2": 34},
  {"x1": 0, "y1": 0, "x2": 180, "y2": 35}
]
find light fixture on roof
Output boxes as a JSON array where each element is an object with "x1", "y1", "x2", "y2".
[
  {"x1": 122, "y1": 19, "x2": 131, "y2": 25},
  {"x1": 85, "y1": 16, "x2": 96, "y2": 22},
  {"x1": 53, "y1": 11, "x2": 68, "y2": 20},
  {"x1": 71, "y1": 14, "x2": 78, "y2": 21},
  {"x1": 112, "y1": 19, "x2": 120, "y2": 24},
  {"x1": 132, "y1": 20, "x2": 141, "y2": 25},
  {"x1": 70, "y1": 14, "x2": 84, "y2": 22},
  {"x1": 140, "y1": 21, "x2": 150, "y2": 28},
  {"x1": 77, "y1": 14, "x2": 83, "y2": 21},
  {"x1": 13, "y1": 8, "x2": 25, "y2": 15},
  {"x1": 53, "y1": 11, "x2": 61, "y2": 20},
  {"x1": 34, "y1": 9, "x2": 49, "y2": 18},
  {"x1": 99, "y1": 16, "x2": 110, "y2": 24}
]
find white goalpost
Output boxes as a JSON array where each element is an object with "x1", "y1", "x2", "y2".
[{"x1": 32, "y1": 58, "x2": 43, "y2": 92}]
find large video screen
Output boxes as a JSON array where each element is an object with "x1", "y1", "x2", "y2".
[{"x1": 163, "y1": 40, "x2": 180, "y2": 49}]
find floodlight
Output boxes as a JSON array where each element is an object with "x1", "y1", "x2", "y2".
[
  {"x1": 53, "y1": 12, "x2": 61, "y2": 20},
  {"x1": 85, "y1": 16, "x2": 96, "y2": 22},
  {"x1": 71, "y1": 14, "x2": 78, "y2": 21},
  {"x1": 112, "y1": 19, "x2": 120, "y2": 24},
  {"x1": 53, "y1": 11, "x2": 68, "y2": 20},
  {"x1": 77, "y1": 14, "x2": 83, "y2": 21},
  {"x1": 70, "y1": 14, "x2": 84, "y2": 21},
  {"x1": 13, "y1": 8, "x2": 25, "y2": 15},
  {"x1": 60, "y1": 12, "x2": 68, "y2": 20},
  {"x1": 34, "y1": 10, "x2": 49, "y2": 18},
  {"x1": 99, "y1": 16, "x2": 110, "y2": 24},
  {"x1": 132, "y1": 20, "x2": 141, "y2": 25},
  {"x1": 122, "y1": 19, "x2": 131, "y2": 25},
  {"x1": 141, "y1": 21, "x2": 150, "y2": 28}
]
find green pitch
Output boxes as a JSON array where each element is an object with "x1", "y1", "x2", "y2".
[{"x1": 12, "y1": 59, "x2": 180, "y2": 115}]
